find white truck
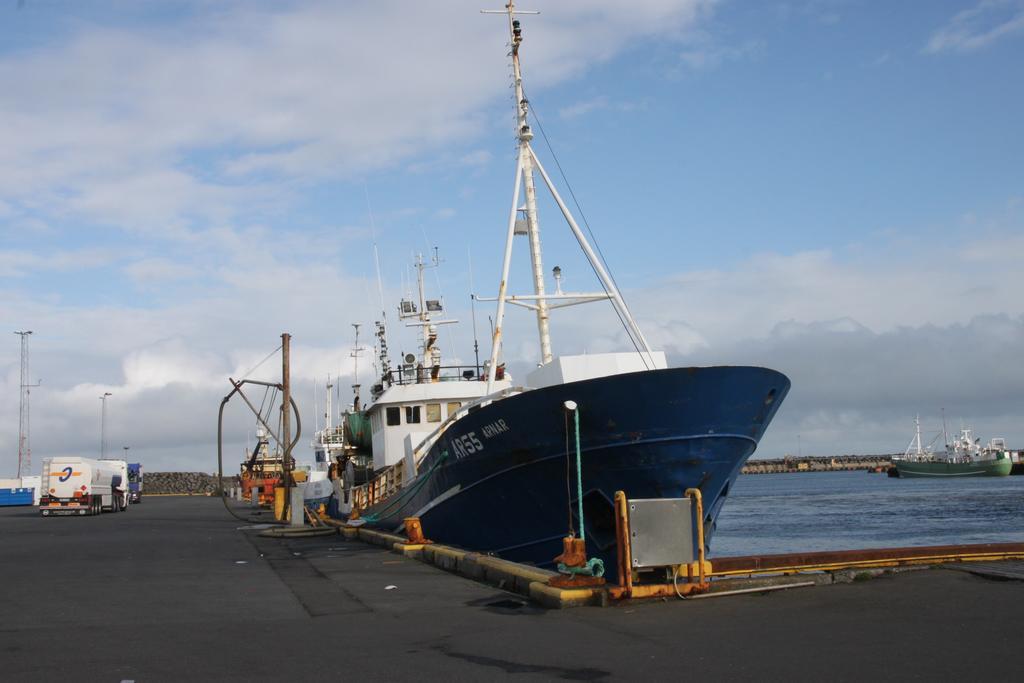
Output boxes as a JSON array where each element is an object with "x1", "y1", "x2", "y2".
[{"x1": 39, "y1": 457, "x2": 130, "y2": 516}]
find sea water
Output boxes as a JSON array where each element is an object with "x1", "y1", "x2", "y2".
[{"x1": 710, "y1": 470, "x2": 1024, "y2": 557}]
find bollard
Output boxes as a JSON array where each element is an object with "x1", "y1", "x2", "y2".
[
  {"x1": 289, "y1": 487, "x2": 304, "y2": 527},
  {"x1": 274, "y1": 487, "x2": 286, "y2": 521},
  {"x1": 250, "y1": 486, "x2": 260, "y2": 507}
]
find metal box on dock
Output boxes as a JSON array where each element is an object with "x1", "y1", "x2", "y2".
[
  {"x1": 628, "y1": 497, "x2": 696, "y2": 568},
  {"x1": 0, "y1": 488, "x2": 35, "y2": 507}
]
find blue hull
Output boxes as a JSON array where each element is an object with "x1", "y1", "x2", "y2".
[{"x1": 360, "y1": 366, "x2": 790, "y2": 579}]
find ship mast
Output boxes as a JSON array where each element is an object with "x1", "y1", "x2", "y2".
[
  {"x1": 325, "y1": 377, "x2": 333, "y2": 430},
  {"x1": 481, "y1": 2, "x2": 656, "y2": 392},
  {"x1": 510, "y1": 7, "x2": 552, "y2": 366},
  {"x1": 904, "y1": 415, "x2": 927, "y2": 460},
  {"x1": 913, "y1": 414, "x2": 923, "y2": 455},
  {"x1": 350, "y1": 323, "x2": 366, "y2": 410}
]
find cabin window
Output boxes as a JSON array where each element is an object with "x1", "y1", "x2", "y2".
[
  {"x1": 447, "y1": 401, "x2": 462, "y2": 417},
  {"x1": 386, "y1": 407, "x2": 401, "y2": 426},
  {"x1": 406, "y1": 405, "x2": 421, "y2": 424},
  {"x1": 426, "y1": 403, "x2": 442, "y2": 423}
]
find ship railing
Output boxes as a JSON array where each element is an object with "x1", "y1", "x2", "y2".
[
  {"x1": 382, "y1": 364, "x2": 489, "y2": 387},
  {"x1": 351, "y1": 464, "x2": 405, "y2": 512},
  {"x1": 410, "y1": 385, "x2": 527, "y2": 468}
]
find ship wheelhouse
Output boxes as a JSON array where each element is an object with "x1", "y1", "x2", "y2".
[{"x1": 367, "y1": 371, "x2": 510, "y2": 471}]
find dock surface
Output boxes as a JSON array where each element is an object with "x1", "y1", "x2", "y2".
[{"x1": 1, "y1": 497, "x2": 1019, "y2": 681}]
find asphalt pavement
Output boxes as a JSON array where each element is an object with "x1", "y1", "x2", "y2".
[{"x1": 1, "y1": 496, "x2": 1020, "y2": 681}]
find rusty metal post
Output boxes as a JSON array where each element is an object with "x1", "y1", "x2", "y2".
[{"x1": 281, "y1": 333, "x2": 292, "y2": 521}]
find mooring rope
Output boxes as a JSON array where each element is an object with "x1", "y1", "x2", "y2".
[{"x1": 360, "y1": 451, "x2": 450, "y2": 523}]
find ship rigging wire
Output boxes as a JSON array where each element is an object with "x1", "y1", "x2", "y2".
[
  {"x1": 522, "y1": 87, "x2": 651, "y2": 367},
  {"x1": 239, "y1": 344, "x2": 282, "y2": 381}
]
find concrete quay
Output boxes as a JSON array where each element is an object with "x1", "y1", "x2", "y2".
[{"x1": 1, "y1": 496, "x2": 1020, "y2": 681}]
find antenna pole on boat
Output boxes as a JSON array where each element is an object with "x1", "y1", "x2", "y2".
[
  {"x1": 325, "y1": 376, "x2": 333, "y2": 431},
  {"x1": 468, "y1": 248, "x2": 482, "y2": 376},
  {"x1": 350, "y1": 323, "x2": 366, "y2": 410},
  {"x1": 481, "y1": 2, "x2": 656, "y2": 388},
  {"x1": 511, "y1": 17, "x2": 554, "y2": 367},
  {"x1": 913, "y1": 414, "x2": 923, "y2": 456},
  {"x1": 482, "y1": 2, "x2": 548, "y2": 392}
]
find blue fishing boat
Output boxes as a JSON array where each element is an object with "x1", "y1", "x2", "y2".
[{"x1": 340, "y1": 3, "x2": 790, "y2": 579}]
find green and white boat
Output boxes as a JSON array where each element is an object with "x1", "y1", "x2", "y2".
[{"x1": 893, "y1": 418, "x2": 1011, "y2": 478}]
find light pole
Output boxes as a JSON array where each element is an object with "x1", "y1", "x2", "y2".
[{"x1": 99, "y1": 392, "x2": 112, "y2": 458}]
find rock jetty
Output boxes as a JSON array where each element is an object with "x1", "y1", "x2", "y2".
[
  {"x1": 145, "y1": 472, "x2": 239, "y2": 495},
  {"x1": 742, "y1": 455, "x2": 895, "y2": 474}
]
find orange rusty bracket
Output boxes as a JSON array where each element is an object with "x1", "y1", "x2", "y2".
[
  {"x1": 608, "y1": 489, "x2": 710, "y2": 601},
  {"x1": 547, "y1": 536, "x2": 607, "y2": 588},
  {"x1": 613, "y1": 490, "x2": 634, "y2": 597},
  {"x1": 403, "y1": 517, "x2": 432, "y2": 545}
]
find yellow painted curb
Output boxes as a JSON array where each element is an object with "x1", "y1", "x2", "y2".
[
  {"x1": 392, "y1": 542, "x2": 428, "y2": 556},
  {"x1": 477, "y1": 555, "x2": 553, "y2": 583},
  {"x1": 334, "y1": 524, "x2": 598, "y2": 609},
  {"x1": 529, "y1": 581, "x2": 601, "y2": 609},
  {"x1": 358, "y1": 528, "x2": 407, "y2": 547},
  {"x1": 424, "y1": 545, "x2": 466, "y2": 562}
]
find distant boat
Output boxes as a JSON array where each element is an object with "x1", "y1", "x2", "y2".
[{"x1": 892, "y1": 416, "x2": 1011, "y2": 478}]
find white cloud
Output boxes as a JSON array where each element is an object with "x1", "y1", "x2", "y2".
[
  {"x1": 925, "y1": 0, "x2": 1024, "y2": 54},
  {"x1": 559, "y1": 96, "x2": 610, "y2": 120},
  {"x1": 123, "y1": 258, "x2": 200, "y2": 284},
  {"x1": 458, "y1": 150, "x2": 493, "y2": 168},
  {"x1": 558, "y1": 95, "x2": 648, "y2": 120},
  {"x1": 677, "y1": 30, "x2": 762, "y2": 70},
  {"x1": 0, "y1": 247, "x2": 123, "y2": 277},
  {"x1": 0, "y1": 0, "x2": 714, "y2": 236}
]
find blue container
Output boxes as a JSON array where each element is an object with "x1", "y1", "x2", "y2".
[{"x1": 0, "y1": 487, "x2": 34, "y2": 506}]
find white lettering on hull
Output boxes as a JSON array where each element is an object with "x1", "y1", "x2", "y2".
[{"x1": 449, "y1": 420, "x2": 510, "y2": 459}]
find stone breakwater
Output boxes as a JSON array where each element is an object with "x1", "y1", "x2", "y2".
[
  {"x1": 742, "y1": 455, "x2": 896, "y2": 474},
  {"x1": 146, "y1": 472, "x2": 240, "y2": 495}
]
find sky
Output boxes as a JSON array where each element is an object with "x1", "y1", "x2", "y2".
[{"x1": 2, "y1": 0, "x2": 1023, "y2": 474}]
